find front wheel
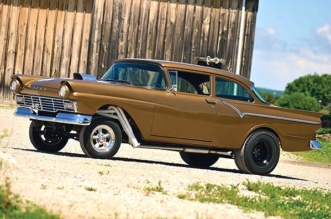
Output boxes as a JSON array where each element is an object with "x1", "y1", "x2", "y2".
[
  {"x1": 29, "y1": 121, "x2": 68, "y2": 152},
  {"x1": 79, "y1": 118, "x2": 122, "y2": 159},
  {"x1": 180, "y1": 152, "x2": 219, "y2": 168},
  {"x1": 234, "y1": 130, "x2": 280, "y2": 175}
]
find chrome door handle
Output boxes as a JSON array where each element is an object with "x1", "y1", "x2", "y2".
[{"x1": 205, "y1": 98, "x2": 217, "y2": 104}]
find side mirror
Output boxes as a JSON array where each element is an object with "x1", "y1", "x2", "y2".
[
  {"x1": 171, "y1": 85, "x2": 177, "y2": 92},
  {"x1": 168, "y1": 71, "x2": 178, "y2": 93}
]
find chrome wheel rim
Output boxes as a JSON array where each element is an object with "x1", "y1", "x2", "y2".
[{"x1": 90, "y1": 125, "x2": 116, "y2": 153}]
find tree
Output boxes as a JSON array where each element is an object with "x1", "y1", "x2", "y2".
[
  {"x1": 260, "y1": 92, "x2": 279, "y2": 104},
  {"x1": 285, "y1": 74, "x2": 331, "y2": 106},
  {"x1": 275, "y1": 92, "x2": 321, "y2": 112}
]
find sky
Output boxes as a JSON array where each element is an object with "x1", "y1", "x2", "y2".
[{"x1": 250, "y1": 0, "x2": 331, "y2": 91}]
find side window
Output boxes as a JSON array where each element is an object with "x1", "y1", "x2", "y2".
[
  {"x1": 215, "y1": 77, "x2": 253, "y2": 102},
  {"x1": 169, "y1": 71, "x2": 210, "y2": 95}
]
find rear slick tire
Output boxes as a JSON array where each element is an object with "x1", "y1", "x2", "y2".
[{"x1": 234, "y1": 130, "x2": 280, "y2": 175}]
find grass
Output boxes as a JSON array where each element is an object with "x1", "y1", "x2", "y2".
[
  {"x1": 0, "y1": 129, "x2": 9, "y2": 141},
  {"x1": 293, "y1": 140, "x2": 331, "y2": 164},
  {"x1": 85, "y1": 187, "x2": 97, "y2": 192},
  {"x1": 0, "y1": 104, "x2": 17, "y2": 109},
  {"x1": 0, "y1": 178, "x2": 61, "y2": 219},
  {"x1": 144, "y1": 180, "x2": 167, "y2": 195},
  {"x1": 178, "y1": 180, "x2": 331, "y2": 219},
  {"x1": 0, "y1": 130, "x2": 60, "y2": 219}
]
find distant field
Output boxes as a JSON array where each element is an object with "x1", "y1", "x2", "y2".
[{"x1": 257, "y1": 87, "x2": 284, "y2": 97}]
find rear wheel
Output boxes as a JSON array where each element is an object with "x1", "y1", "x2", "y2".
[
  {"x1": 180, "y1": 152, "x2": 219, "y2": 168},
  {"x1": 234, "y1": 130, "x2": 280, "y2": 175},
  {"x1": 79, "y1": 118, "x2": 122, "y2": 159},
  {"x1": 29, "y1": 121, "x2": 68, "y2": 152}
]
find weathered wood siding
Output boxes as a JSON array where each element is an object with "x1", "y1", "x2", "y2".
[{"x1": 0, "y1": 0, "x2": 258, "y2": 101}]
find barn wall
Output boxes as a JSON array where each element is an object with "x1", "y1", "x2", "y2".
[{"x1": 0, "y1": 0, "x2": 258, "y2": 101}]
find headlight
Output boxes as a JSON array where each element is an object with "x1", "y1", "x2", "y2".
[
  {"x1": 59, "y1": 85, "x2": 70, "y2": 98},
  {"x1": 10, "y1": 79, "x2": 20, "y2": 93}
]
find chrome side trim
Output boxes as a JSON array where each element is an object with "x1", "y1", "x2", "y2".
[
  {"x1": 217, "y1": 99, "x2": 244, "y2": 118},
  {"x1": 310, "y1": 140, "x2": 322, "y2": 149},
  {"x1": 243, "y1": 113, "x2": 320, "y2": 125},
  {"x1": 14, "y1": 107, "x2": 92, "y2": 125},
  {"x1": 96, "y1": 106, "x2": 140, "y2": 148},
  {"x1": 216, "y1": 99, "x2": 320, "y2": 125}
]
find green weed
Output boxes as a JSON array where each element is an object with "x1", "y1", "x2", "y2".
[
  {"x1": 180, "y1": 180, "x2": 331, "y2": 219},
  {"x1": 293, "y1": 140, "x2": 331, "y2": 164},
  {"x1": 0, "y1": 178, "x2": 61, "y2": 218},
  {"x1": 85, "y1": 187, "x2": 97, "y2": 192},
  {"x1": 144, "y1": 180, "x2": 167, "y2": 195},
  {"x1": 0, "y1": 129, "x2": 9, "y2": 141}
]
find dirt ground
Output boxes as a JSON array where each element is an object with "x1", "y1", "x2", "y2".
[{"x1": 1, "y1": 108, "x2": 330, "y2": 219}]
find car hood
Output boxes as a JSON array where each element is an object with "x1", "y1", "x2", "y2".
[{"x1": 13, "y1": 74, "x2": 140, "y2": 99}]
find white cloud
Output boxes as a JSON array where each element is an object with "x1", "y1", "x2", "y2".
[
  {"x1": 251, "y1": 24, "x2": 331, "y2": 90},
  {"x1": 316, "y1": 24, "x2": 331, "y2": 44},
  {"x1": 251, "y1": 48, "x2": 331, "y2": 90},
  {"x1": 266, "y1": 27, "x2": 277, "y2": 36},
  {"x1": 254, "y1": 27, "x2": 287, "y2": 52}
]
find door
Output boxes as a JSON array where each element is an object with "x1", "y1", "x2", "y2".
[{"x1": 151, "y1": 70, "x2": 217, "y2": 142}]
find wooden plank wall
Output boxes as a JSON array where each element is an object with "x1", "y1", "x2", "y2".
[{"x1": 0, "y1": 0, "x2": 259, "y2": 101}]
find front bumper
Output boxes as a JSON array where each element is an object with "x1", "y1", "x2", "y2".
[
  {"x1": 14, "y1": 107, "x2": 92, "y2": 125},
  {"x1": 310, "y1": 140, "x2": 322, "y2": 149}
]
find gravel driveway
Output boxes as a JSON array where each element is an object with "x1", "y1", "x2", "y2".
[{"x1": 1, "y1": 108, "x2": 330, "y2": 219}]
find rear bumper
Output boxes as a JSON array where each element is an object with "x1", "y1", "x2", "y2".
[
  {"x1": 14, "y1": 107, "x2": 92, "y2": 125},
  {"x1": 310, "y1": 140, "x2": 322, "y2": 149}
]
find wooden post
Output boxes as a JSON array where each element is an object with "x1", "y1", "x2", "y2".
[
  {"x1": 33, "y1": 0, "x2": 48, "y2": 76},
  {"x1": 164, "y1": 0, "x2": 176, "y2": 61},
  {"x1": 190, "y1": 0, "x2": 203, "y2": 64},
  {"x1": 172, "y1": 0, "x2": 186, "y2": 62},
  {"x1": 43, "y1": 0, "x2": 58, "y2": 77},
  {"x1": 97, "y1": 0, "x2": 113, "y2": 77},
  {"x1": 0, "y1": 1, "x2": 10, "y2": 100},
  {"x1": 4, "y1": 0, "x2": 19, "y2": 100},
  {"x1": 127, "y1": 0, "x2": 140, "y2": 58},
  {"x1": 59, "y1": 0, "x2": 77, "y2": 78},
  {"x1": 52, "y1": 0, "x2": 67, "y2": 78},
  {"x1": 78, "y1": 0, "x2": 92, "y2": 74},
  {"x1": 118, "y1": 0, "x2": 132, "y2": 61},
  {"x1": 182, "y1": 0, "x2": 195, "y2": 63},
  {"x1": 88, "y1": 0, "x2": 105, "y2": 76}
]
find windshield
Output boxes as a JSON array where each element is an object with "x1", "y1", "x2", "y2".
[
  {"x1": 101, "y1": 63, "x2": 167, "y2": 89},
  {"x1": 251, "y1": 86, "x2": 268, "y2": 104}
]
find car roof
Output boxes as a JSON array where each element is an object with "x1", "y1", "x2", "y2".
[{"x1": 115, "y1": 58, "x2": 254, "y2": 87}]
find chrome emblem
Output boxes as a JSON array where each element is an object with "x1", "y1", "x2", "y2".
[{"x1": 32, "y1": 86, "x2": 47, "y2": 91}]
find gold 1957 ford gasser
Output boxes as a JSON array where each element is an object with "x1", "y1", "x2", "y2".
[{"x1": 10, "y1": 59, "x2": 321, "y2": 175}]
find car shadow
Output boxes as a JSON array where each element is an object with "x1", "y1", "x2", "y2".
[{"x1": 13, "y1": 147, "x2": 306, "y2": 181}]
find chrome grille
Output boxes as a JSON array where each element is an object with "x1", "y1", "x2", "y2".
[{"x1": 16, "y1": 94, "x2": 75, "y2": 113}]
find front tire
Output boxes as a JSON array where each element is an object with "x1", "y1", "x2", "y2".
[
  {"x1": 29, "y1": 121, "x2": 68, "y2": 152},
  {"x1": 180, "y1": 152, "x2": 219, "y2": 168},
  {"x1": 79, "y1": 118, "x2": 122, "y2": 159},
  {"x1": 234, "y1": 130, "x2": 280, "y2": 175}
]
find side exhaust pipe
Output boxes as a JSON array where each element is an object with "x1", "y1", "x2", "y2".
[{"x1": 96, "y1": 106, "x2": 140, "y2": 148}]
